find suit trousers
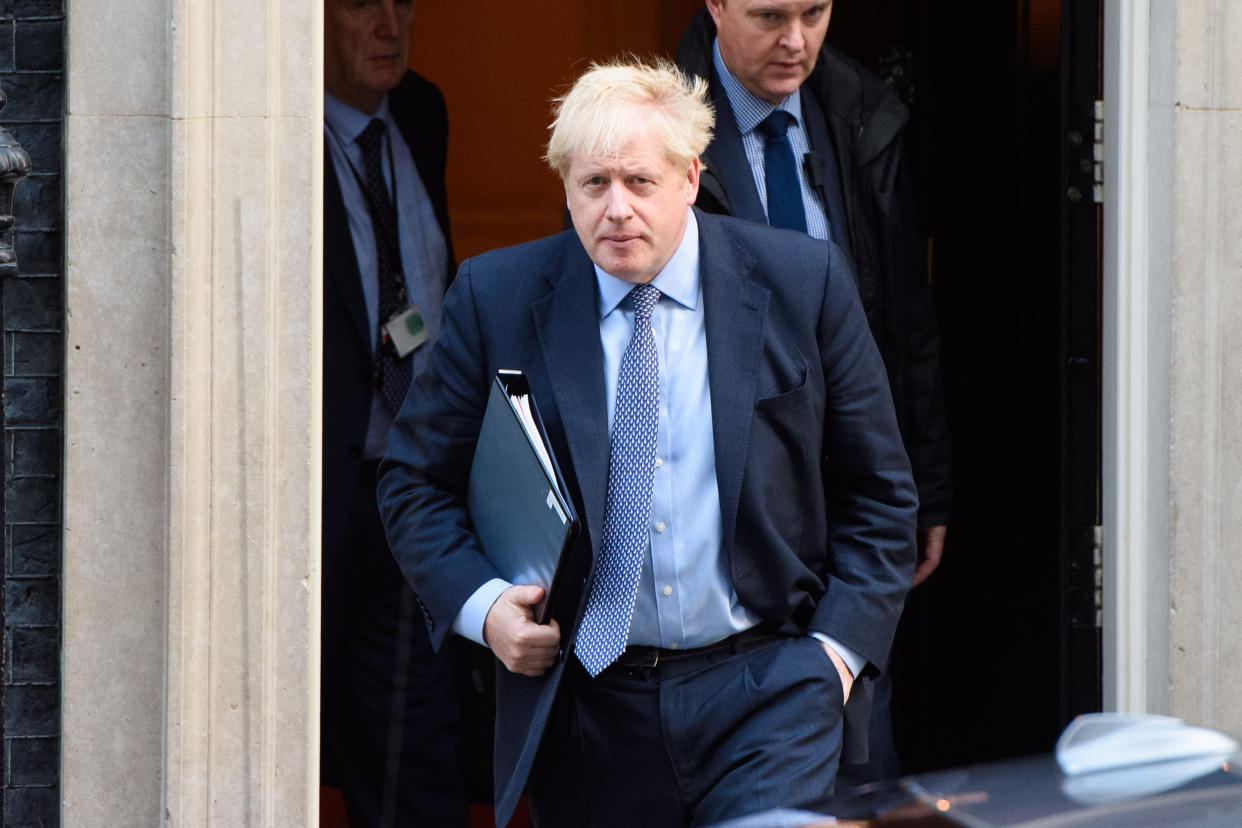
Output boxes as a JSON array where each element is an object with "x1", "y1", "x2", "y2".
[
  {"x1": 321, "y1": 460, "x2": 468, "y2": 828},
  {"x1": 526, "y1": 635, "x2": 844, "y2": 828}
]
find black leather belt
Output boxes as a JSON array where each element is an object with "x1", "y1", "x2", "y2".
[{"x1": 601, "y1": 627, "x2": 784, "y2": 681}]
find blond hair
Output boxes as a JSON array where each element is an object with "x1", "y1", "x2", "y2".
[{"x1": 545, "y1": 56, "x2": 714, "y2": 178}]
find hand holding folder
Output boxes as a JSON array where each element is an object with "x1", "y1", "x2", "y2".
[
  {"x1": 467, "y1": 370, "x2": 580, "y2": 625},
  {"x1": 481, "y1": 584, "x2": 562, "y2": 676}
]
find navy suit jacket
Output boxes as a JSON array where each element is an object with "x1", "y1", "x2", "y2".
[{"x1": 378, "y1": 209, "x2": 917, "y2": 825}]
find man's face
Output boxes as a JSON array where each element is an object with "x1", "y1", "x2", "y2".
[
  {"x1": 707, "y1": 0, "x2": 833, "y2": 104},
  {"x1": 325, "y1": 0, "x2": 414, "y2": 114},
  {"x1": 564, "y1": 118, "x2": 700, "y2": 285}
]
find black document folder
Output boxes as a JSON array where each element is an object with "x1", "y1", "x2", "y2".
[{"x1": 467, "y1": 370, "x2": 579, "y2": 623}]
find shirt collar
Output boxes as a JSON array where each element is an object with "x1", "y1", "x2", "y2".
[
  {"x1": 712, "y1": 37, "x2": 802, "y2": 135},
  {"x1": 595, "y1": 208, "x2": 700, "y2": 318},
  {"x1": 324, "y1": 90, "x2": 392, "y2": 145}
]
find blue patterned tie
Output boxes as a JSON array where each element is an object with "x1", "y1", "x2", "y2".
[
  {"x1": 757, "y1": 110, "x2": 807, "y2": 233},
  {"x1": 575, "y1": 284, "x2": 662, "y2": 677}
]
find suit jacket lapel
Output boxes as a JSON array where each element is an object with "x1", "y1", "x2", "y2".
[
  {"x1": 799, "y1": 90, "x2": 854, "y2": 262},
  {"x1": 698, "y1": 212, "x2": 769, "y2": 552},
  {"x1": 531, "y1": 241, "x2": 609, "y2": 561},
  {"x1": 703, "y1": 72, "x2": 767, "y2": 225},
  {"x1": 324, "y1": 149, "x2": 373, "y2": 349}
]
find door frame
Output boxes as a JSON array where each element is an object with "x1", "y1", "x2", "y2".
[{"x1": 1100, "y1": 0, "x2": 1170, "y2": 717}]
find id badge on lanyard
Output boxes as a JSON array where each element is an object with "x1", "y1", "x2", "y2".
[{"x1": 383, "y1": 305, "x2": 428, "y2": 358}]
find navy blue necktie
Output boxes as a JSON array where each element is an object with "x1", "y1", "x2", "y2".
[
  {"x1": 575, "y1": 284, "x2": 662, "y2": 677},
  {"x1": 757, "y1": 110, "x2": 808, "y2": 233},
  {"x1": 357, "y1": 118, "x2": 412, "y2": 415}
]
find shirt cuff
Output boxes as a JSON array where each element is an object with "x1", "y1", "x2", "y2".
[
  {"x1": 808, "y1": 632, "x2": 865, "y2": 680},
  {"x1": 450, "y1": 578, "x2": 512, "y2": 646}
]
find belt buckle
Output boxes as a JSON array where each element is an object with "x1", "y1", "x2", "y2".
[
  {"x1": 614, "y1": 647, "x2": 660, "y2": 678},
  {"x1": 629, "y1": 647, "x2": 659, "y2": 670}
]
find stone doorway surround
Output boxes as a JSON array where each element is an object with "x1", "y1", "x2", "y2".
[
  {"x1": 1102, "y1": 0, "x2": 1242, "y2": 739},
  {"x1": 62, "y1": 0, "x2": 321, "y2": 824}
]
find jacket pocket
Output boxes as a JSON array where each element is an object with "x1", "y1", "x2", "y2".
[{"x1": 755, "y1": 366, "x2": 811, "y2": 416}]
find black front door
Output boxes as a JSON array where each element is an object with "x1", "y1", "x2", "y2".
[{"x1": 829, "y1": 0, "x2": 1103, "y2": 772}]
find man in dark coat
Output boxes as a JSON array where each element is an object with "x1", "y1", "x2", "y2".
[
  {"x1": 677, "y1": 0, "x2": 953, "y2": 784},
  {"x1": 322, "y1": 0, "x2": 466, "y2": 824},
  {"x1": 378, "y1": 58, "x2": 917, "y2": 827}
]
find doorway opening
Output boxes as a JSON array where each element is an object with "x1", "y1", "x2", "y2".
[
  {"x1": 361, "y1": 8, "x2": 1108, "y2": 820},
  {"x1": 828, "y1": 0, "x2": 1103, "y2": 772}
]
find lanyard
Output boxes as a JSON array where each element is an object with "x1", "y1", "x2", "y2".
[{"x1": 325, "y1": 120, "x2": 408, "y2": 305}]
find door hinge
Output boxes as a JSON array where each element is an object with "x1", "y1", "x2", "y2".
[
  {"x1": 1092, "y1": 524, "x2": 1103, "y2": 629},
  {"x1": 1092, "y1": 100, "x2": 1104, "y2": 203}
]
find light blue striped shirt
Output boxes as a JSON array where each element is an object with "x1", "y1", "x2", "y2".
[{"x1": 713, "y1": 39, "x2": 831, "y2": 242}]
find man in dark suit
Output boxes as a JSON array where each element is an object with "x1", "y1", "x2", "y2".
[
  {"x1": 677, "y1": 0, "x2": 953, "y2": 785},
  {"x1": 322, "y1": 0, "x2": 466, "y2": 824},
  {"x1": 378, "y1": 58, "x2": 917, "y2": 827}
]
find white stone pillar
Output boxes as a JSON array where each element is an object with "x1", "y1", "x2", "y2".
[
  {"x1": 1160, "y1": 0, "x2": 1242, "y2": 737},
  {"x1": 63, "y1": 1, "x2": 322, "y2": 824},
  {"x1": 1104, "y1": 0, "x2": 1242, "y2": 736}
]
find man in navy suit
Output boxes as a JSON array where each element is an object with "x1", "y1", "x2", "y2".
[
  {"x1": 322, "y1": 0, "x2": 466, "y2": 824},
  {"x1": 378, "y1": 58, "x2": 917, "y2": 827}
]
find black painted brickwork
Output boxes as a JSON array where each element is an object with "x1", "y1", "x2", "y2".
[{"x1": 1, "y1": 0, "x2": 63, "y2": 825}]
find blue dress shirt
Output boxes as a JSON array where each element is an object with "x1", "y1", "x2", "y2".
[
  {"x1": 712, "y1": 40, "x2": 831, "y2": 243},
  {"x1": 594, "y1": 211, "x2": 759, "y2": 649},
  {"x1": 325, "y1": 91, "x2": 448, "y2": 459}
]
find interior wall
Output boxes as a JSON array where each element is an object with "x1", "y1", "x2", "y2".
[{"x1": 411, "y1": 1, "x2": 702, "y2": 260}]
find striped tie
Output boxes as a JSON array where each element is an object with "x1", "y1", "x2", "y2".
[{"x1": 356, "y1": 118, "x2": 413, "y2": 414}]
